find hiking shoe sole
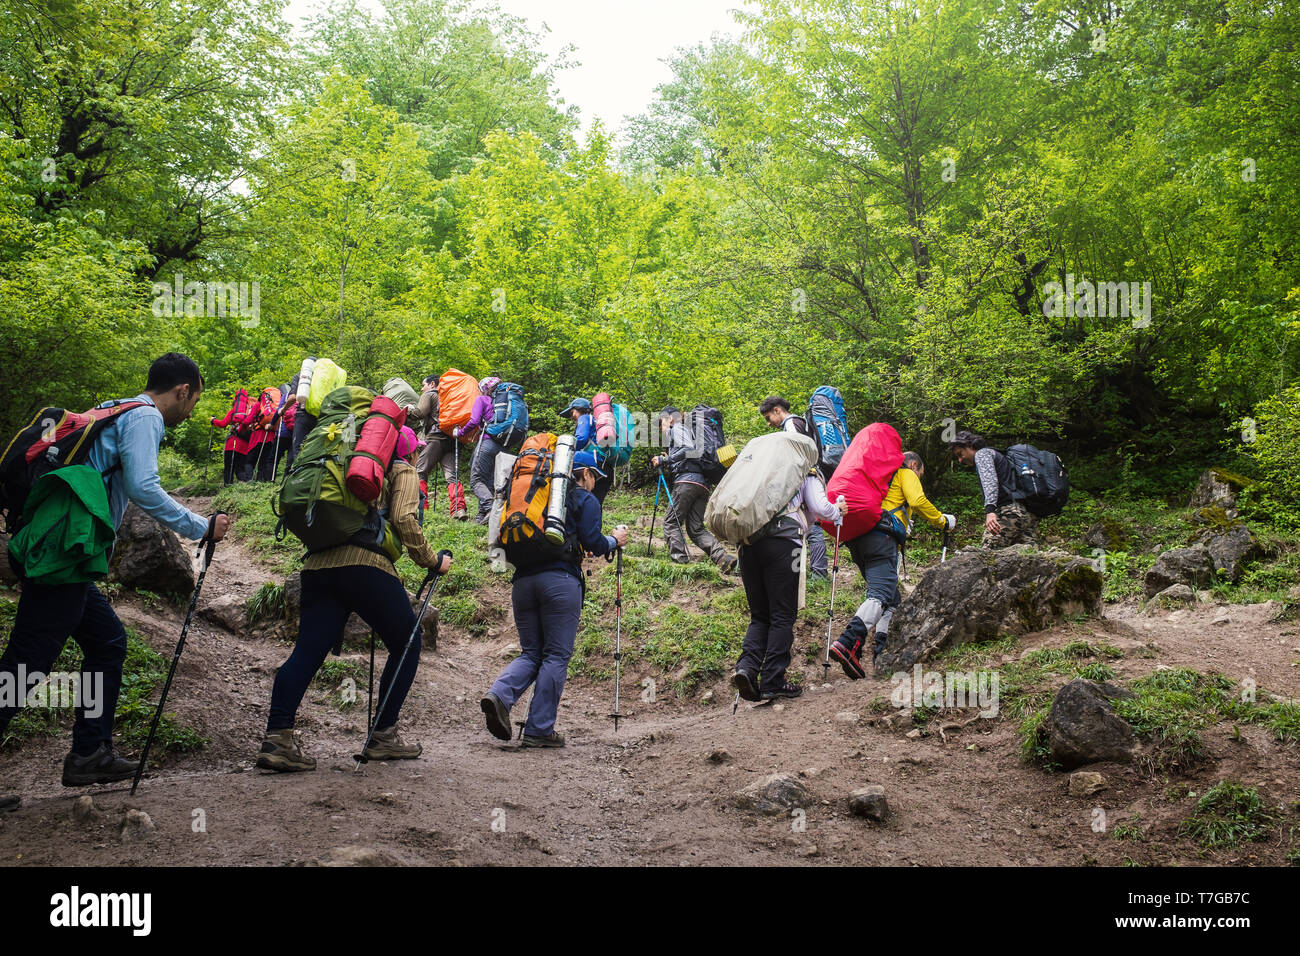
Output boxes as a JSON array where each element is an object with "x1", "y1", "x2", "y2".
[
  {"x1": 255, "y1": 753, "x2": 316, "y2": 773},
  {"x1": 829, "y1": 642, "x2": 866, "y2": 680},
  {"x1": 481, "y1": 694, "x2": 512, "y2": 741},
  {"x1": 362, "y1": 743, "x2": 421, "y2": 760},
  {"x1": 61, "y1": 765, "x2": 137, "y2": 788},
  {"x1": 520, "y1": 733, "x2": 565, "y2": 748},
  {"x1": 731, "y1": 670, "x2": 760, "y2": 702},
  {"x1": 0, "y1": 796, "x2": 20, "y2": 813},
  {"x1": 762, "y1": 684, "x2": 804, "y2": 700}
]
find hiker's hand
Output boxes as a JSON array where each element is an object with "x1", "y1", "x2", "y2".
[
  {"x1": 612, "y1": 526, "x2": 630, "y2": 548},
  {"x1": 985, "y1": 512, "x2": 1001, "y2": 535},
  {"x1": 211, "y1": 514, "x2": 231, "y2": 541},
  {"x1": 836, "y1": 495, "x2": 849, "y2": 517},
  {"x1": 436, "y1": 554, "x2": 452, "y2": 574},
  {"x1": 452, "y1": 426, "x2": 462, "y2": 438},
  {"x1": 652, "y1": 455, "x2": 662, "y2": 468},
  {"x1": 943, "y1": 513, "x2": 956, "y2": 531}
]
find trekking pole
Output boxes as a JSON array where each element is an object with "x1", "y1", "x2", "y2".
[
  {"x1": 942, "y1": 527, "x2": 951, "y2": 562},
  {"x1": 366, "y1": 631, "x2": 376, "y2": 734},
  {"x1": 130, "y1": 513, "x2": 225, "y2": 795},
  {"x1": 203, "y1": 429, "x2": 214, "y2": 484},
  {"x1": 609, "y1": 546, "x2": 627, "y2": 730},
  {"x1": 646, "y1": 465, "x2": 662, "y2": 555},
  {"x1": 353, "y1": 550, "x2": 452, "y2": 768},
  {"x1": 270, "y1": 414, "x2": 283, "y2": 483},
  {"x1": 822, "y1": 500, "x2": 845, "y2": 681}
]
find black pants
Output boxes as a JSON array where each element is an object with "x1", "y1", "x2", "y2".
[
  {"x1": 222, "y1": 449, "x2": 246, "y2": 485},
  {"x1": 291, "y1": 410, "x2": 317, "y2": 460},
  {"x1": 267, "y1": 565, "x2": 420, "y2": 732},
  {"x1": 0, "y1": 582, "x2": 126, "y2": 756},
  {"x1": 593, "y1": 472, "x2": 612, "y2": 505},
  {"x1": 735, "y1": 534, "x2": 801, "y2": 688},
  {"x1": 257, "y1": 437, "x2": 286, "y2": 482}
]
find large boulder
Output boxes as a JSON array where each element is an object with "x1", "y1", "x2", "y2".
[
  {"x1": 874, "y1": 547, "x2": 1103, "y2": 673},
  {"x1": 107, "y1": 504, "x2": 195, "y2": 598},
  {"x1": 1199, "y1": 526, "x2": 1261, "y2": 583},
  {"x1": 1044, "y1": 679, "x2": 1137, "y2": 769},
  {"x1": 1188, "y1": 468, "x2": 1252, "y2": 515},
  {"x1": 1143, "y1": 545, "x2": 1215, "y2": 598}
]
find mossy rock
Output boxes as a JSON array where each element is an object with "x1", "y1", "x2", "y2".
[
  {"x1": 1190, "y1": 505, "x2": 1244, "y2": 532},
  {"x1": 1208, "y1": 468, "x2": 1255, "y2": 490}
]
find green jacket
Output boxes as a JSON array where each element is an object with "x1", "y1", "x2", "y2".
[{"x1": 9, "y1": 465, "x2": 115, "y2": 585}]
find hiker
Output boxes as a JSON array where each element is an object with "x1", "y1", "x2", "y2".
[
  {"x1": 250, "y1": 386, "x2": 281, "y2": 482},
  {"x1": 731, "y1": 454, "x2": 847, "y2": 702},
  {"x1": 0, "y1": 353, "x2": 230, "y2": 794},
  {"x1": 759, "y1": 396, "x2": 829, "y2": 579},
  {"x1": 415, "y1": 375, "x2": 461, "y2": 515},
  {"x1": 560, "y1": 396, "x2": 612, "y2": 503},
  {"x1": 211, "y1": 388, "x2": 254, "y2": 484},
  {"x1": 256, "y1": 425, "x2": 452, "y2": 772},
  {"x1": 278, "y1": 386, "x2": 297, "y2": 472},
  {"x1": 829, "y1": 451, "x2": 955, "y2": 677},
  {"x1": 950, "y1": 430, "x2": 1038, "y2": 549},
  {"x1": 458, "y1": 377, "x2": 529, "y2": 524},
  {"x1": 479, "y1": 451, "x2": 629, "y2": 747},
  {"x1": 651, "y1": 407, "x2": 738, "y2": 573}
]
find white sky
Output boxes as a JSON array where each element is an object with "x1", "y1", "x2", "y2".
[{"x1": 286, "y1": 0, "x2": 749, "y2": 137}]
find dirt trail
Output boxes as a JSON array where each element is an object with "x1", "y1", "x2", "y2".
[{"x1": 2, "y1": 515, "x2": 1297, "y2": 867}]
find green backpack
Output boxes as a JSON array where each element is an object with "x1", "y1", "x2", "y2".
[{"x1": 272, "y1": 386, "x2": 401, "y2": 563}]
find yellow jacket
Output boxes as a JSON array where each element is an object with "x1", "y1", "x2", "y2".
[{"x1": 881, "y1": 467, "x2": 945, "y2": 532}]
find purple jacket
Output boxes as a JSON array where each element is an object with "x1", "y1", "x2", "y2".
[{"x1": 463, "y1": 394, "x2": 493, "y2": 434}]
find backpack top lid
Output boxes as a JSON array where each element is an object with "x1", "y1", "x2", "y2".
[
  {"x1": 437, "y1": 368, "x2": 480, "y2": 431},
  {"x1": 822, "y1": 422, "x2": 904, "y2": 542}
]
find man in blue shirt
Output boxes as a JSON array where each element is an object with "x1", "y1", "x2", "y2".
[
  {"x1": 559, "y1": 396, "x2": 613, "y2": 503},
  {"x1": 0, "y1": 354, "x2": 230, "y2": 800}
]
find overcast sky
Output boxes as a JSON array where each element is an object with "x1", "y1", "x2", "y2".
[{"x1": 286, "y1": 0, "x2": 749, "y2": 137}]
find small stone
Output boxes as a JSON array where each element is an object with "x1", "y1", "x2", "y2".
[
  {"x1": 72, "y1": 796, "x2": 99, "y2": 823},
  {"x1": 801, "y1": 844, "x2": 819, "y2": 857},
  {"x1": 706, "y1": 749, "x2": 732, "y2": 765},
  {"x1": 834, "y1": 711, "x2": 861, "y2": 724},
  {"x1": 848, "y1": 785, "x2": 889, "y2": 822},
  {"x1": 119, "y1": 809, "x2": 154, "y2": 842},
  {"x1": 772, "y1": 703, "x2": 785, "y2": 712},
  {"x1": 733, "y1": 772, "x2": 812, "y2": 816},
  {"x1": 1210, "y1": 613, "x2": 1231, "y2": 626},
  {"x1": 699, "y1": 691, "x2": 714, "y2": 704},
  {"x1": 905, "y1": 729, "x2": 922, "y2": 739},
  {"x1": 1069, "y1": 771, "x2": 1108, "y2": 797}
]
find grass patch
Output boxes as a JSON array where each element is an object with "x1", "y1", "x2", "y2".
[
  {"x1": 247, "y1": 581, "x2": 286, "y2": 624},
  {"x1": 1178, "y1": 780, "x2": 1276, "y2": 848}
]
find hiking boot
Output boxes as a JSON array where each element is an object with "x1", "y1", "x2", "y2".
[
  {"x1": 0, "y1": 795, "x2": 20, "y2": 813},
  {"x1": 61, "y1": 743, "x2": 136, "y2": 787},
  {"x1": 480, "y1": 693, "x2": 512, "y2": 741},
  {"x1": 830, "y1": 636, "x2": 867, "y2": 680},
  {"x1": 255, "y1": 729, "x2": 316, "y2": 773},
  {"x1": 718, "y1": 558, "x2": 739, "y2": 576},
  {"x1": 453, "y1": 508, "x2": 469, "y2": 521},
  {"x1": 731, "y1": 669, "x2": 760, "y2": 702},
  {"x1": 761, "y1": 680, "x2": 803, "y2": 700},
  {"x1": 520, "y1": 731, "x2": 565, "y2": 748},
  {"x1": 473, "y1": 511, "x2": 490, "y2": 526},
  {"x1": 363, "y1": 726, "x2": 422, "y2": 761}
]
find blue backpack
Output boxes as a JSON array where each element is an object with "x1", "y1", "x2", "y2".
[
  {"x1": 605, "y1": 403, "x2": 634, "y2": 466},
  {"x1": 485, "y1": 382, "x2": 529, "y2": 451},
  {"x1": 805, "y1": 386, "x2": 850, "y2": 471}
]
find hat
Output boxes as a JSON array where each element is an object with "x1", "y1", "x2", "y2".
[
  {"x1": 572, "y1": 450, "x2": 607, "y2": 479},
  {"x1": 559, "y1": 397, "x2": 592, "y2": 416},
  {"x1": 479, "y1": 376, "x2": 502, "y2": 394},
  {"x1": 396, "y1": 426, "x2": 424, "y2": 460}
]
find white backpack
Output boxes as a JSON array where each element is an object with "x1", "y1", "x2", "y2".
[{"x1": 705, "y1": 431, "x2": 818, "y2": 546}]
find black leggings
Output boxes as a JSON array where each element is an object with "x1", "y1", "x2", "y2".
[{"x1": 267, "y1": 565, "x2": 420, "y2": 732}]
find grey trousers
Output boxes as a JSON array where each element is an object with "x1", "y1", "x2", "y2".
[
  {"x1": 664, "y1": 480, "x2": 734, "y2": 569},
  {"x1": 470, "y1": 435, "x2": 505, "y2": 514}
]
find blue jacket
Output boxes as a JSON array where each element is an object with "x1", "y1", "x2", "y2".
[
  {"x1": 513, "y1": 486, "x2": 615, "y2": 583},
  {"x1": 574, "y1": 412, "x2": 594, "y2": 451}
]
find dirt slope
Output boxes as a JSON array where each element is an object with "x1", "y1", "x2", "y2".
[{"x1": 2, "y1": 519, "x2": 1297, "y2": 867}]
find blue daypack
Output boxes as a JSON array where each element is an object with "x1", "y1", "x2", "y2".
[
  {"x1": 485, "y1": 382, "x2": 529, "y2": 451},
  {"x1": 805, "y1": 386, "x2": 850, "y2": 471}
]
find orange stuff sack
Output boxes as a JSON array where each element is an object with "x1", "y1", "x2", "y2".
[{"x1": 438, "y1": 368, "x2": 479, "y2": 436}]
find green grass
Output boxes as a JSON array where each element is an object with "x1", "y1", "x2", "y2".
[
  {"x1": 1178, "y1": 781, "x2": 1277, "y2": 849},
  {"x1": 247, "y1": 581, "x2": 286, "y2": 624},
  {"x1": 0, "y1": 593, "x2": 206, "y2": 756}
]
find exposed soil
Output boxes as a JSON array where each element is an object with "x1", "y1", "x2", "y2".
[{"x1": 2, "y1": 503, "x2": 1298, "y2": 867}]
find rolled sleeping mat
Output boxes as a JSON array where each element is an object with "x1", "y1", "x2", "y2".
[
  {"x1": 592, "y1": 392, "x2": 615, "y2": 448},
  {"x1": 295, "y1": 357, "x2": 316, "y2": 404},
  {"x1": 345, "y1": 396, "x2": 407, "y2": 503},
  {"x1": 544, "y1": 434, "x2": 577, "y2": 545}
]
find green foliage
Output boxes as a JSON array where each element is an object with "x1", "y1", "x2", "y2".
[
  {"x1": 247, "y1": 582, "x2": 286, "y2": 624},
  {"x1": 1179, "y1": 781, "x2": 1276, "y2": 849}
]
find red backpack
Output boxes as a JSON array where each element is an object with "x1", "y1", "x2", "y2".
[
  {"x1": 820, "y1": 422, "x2": 904, "y2": 543},
  {"x1": 0, "y1": 402, "x2": 148, "y2": 533}
]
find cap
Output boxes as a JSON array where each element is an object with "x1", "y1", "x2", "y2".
[
  {"x1": 479, "y1": 376, "x2": 502, "y2": 393},
  {"x1": 572, "y1": 450, "x2": 607, "y2": 479},
  {"x1": 559, "y1": 397, "x2": 593, "y2": 416}
]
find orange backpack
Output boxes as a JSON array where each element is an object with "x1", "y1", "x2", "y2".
[
  {"x1": 258, "y1": 387, "x2": 283, "y2": 429},
  {"x1": 498, "y1": 433, "x2": 577, "y2": 566},
  {"x1": 437, "y1": 368, "x2": 479, "y2": 435}
]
